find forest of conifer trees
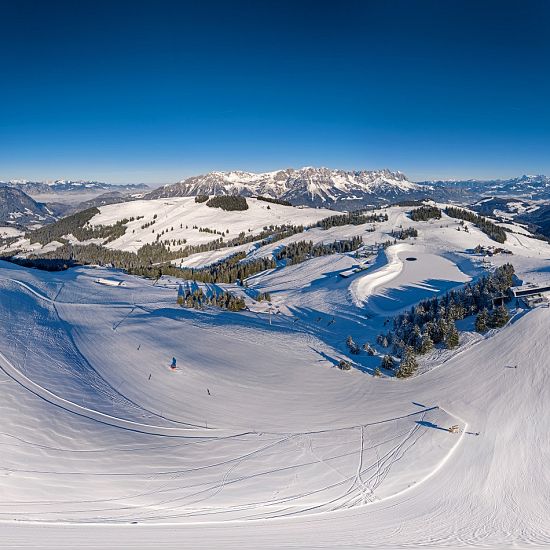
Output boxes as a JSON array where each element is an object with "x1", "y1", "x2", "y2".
[
  {"x1": 445, "y1": 206, "x2": 507, "y2": 243},
  {"x1": 176, "y1": 284, "x2": 246, "y2": 311},
  {"x1": 409, "y1": 205, "x2": 442, "y2": 221},
  {"x1": 376, "y1": 263, "x2": 515, "y2": 377},
  {"x1": 275, "y1": 236, "x2": 363, "y2": 265}
]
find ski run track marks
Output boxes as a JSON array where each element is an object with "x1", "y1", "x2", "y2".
[{"x1": 0, "y1": 205, "x2": 549, "y2": 549}]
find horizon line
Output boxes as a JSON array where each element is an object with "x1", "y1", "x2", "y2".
[{"x1": 1, "y1": 167, "x2": 547, "y2": 187}]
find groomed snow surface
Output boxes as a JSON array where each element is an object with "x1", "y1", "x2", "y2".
[{"x1": 1, "y1": 207, "x2": 550, "y2": 549}]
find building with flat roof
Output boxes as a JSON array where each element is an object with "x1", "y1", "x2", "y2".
[
  {"x1": 509, "y1": 283, "x2": 550, "y2": 308},
  {"x1": 510, "y1": 283, "x2": 550, "y2": 298}
]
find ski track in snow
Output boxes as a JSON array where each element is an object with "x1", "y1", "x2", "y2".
[
  {"x1": 0, "y1": 206, "x2": 549, "y2": 548},
  {"x1": 0, "y1": 271, "x2": 463, "y2": 527}
]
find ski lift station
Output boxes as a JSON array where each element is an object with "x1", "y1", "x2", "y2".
[
  {"x1": 510, "y1": 283, "x2": 550, "y2": 308},
  {"x1": 339, "y1": 263, "x2": 370, "y2": 278}
]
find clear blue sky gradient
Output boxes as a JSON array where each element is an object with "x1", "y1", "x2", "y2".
[{"x1": 1, "y1": 0, "x2": 549, "y2": 183}]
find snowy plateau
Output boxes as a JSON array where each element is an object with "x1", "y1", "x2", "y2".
[{"x1": 0, "y1": 196, "x2": 549, "y2": 550}]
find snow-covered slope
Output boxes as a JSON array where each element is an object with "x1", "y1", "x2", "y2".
[
  {"x1": 146, "y1": 167, "x2": 427, "y2": 208},
  {"x1": 91, "y1": 197, "x2": 336, "y2": 252},
  {"x1": 3, "y1": 197, "x2": 336, "y2": 255},
  {"x1": 1, "y1": 204, "x2": 550, "y2": 548}
]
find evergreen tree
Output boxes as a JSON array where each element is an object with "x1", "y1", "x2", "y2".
[
  {"x1": 444, "y1": 206, "x2": 507, "y2": 243},
  {"x1": 206, "y1": 195, "x2": 248, "y2": 211},
  {"x1": 475, "y1": 308, "x2": 489, "y2": 332},
  {"x1": 396, "y1": 347, "x2": 418, "y2": 378},
  {"x1": 434, "y1": 317, "x2": 448, "y2": 344},
  {"x1": 346, "y1": 336, "x2": 360, "y2": 355},
  {"x1": 410, "y1": 205, "x2": 442, "y2": 221},
  {"x1": 363, "y1": 343, "x2": 375, "y2": 356},
  {"x1": 420, "y1": 332, "x2": 434, "y2": 353},
  {"x1": 489, "y1": 304, "x2": 510, "y2": 328},
  {"x1": 381, "y1": 354, "x2": 395, "y2": 370},
  {"x1": 411, "y1": 324, "x2": 423, "y2": 352},
  {"x1": 445, "y1": 322, "x2": 459, "y2": 349},
  {"x1": 338, "y1": 359, "x2": 352, "y2": 371},
  {"x1": 377, "y1": 334, "x2": 389, "y2": 348}
]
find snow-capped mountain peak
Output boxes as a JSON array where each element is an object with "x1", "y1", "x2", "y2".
[{"x1": 146, "y1": 167, "x2": 426, "y2": 208}]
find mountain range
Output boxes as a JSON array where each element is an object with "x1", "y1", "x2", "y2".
[
  {"x1": 147, "y1": 169, "x2": 550, "y2": 209},
  {"x1": 145, "y1": 167, "x2": 428, "y2": 208},
  {"x1": 423, "y1": 174, "x2": 550, "y2": 199},
  {"x1": 1, "y1": 180, "x2": 149, "y2": 195},
  {"x1": 3, "y1": 169, "x2": 550, "y2": 230}
]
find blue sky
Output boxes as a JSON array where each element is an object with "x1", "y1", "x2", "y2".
[{"x1": 1, "y1": 0, "x2": 549, "y2": 183}]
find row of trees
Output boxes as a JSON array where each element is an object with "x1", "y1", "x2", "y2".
[
  {"x1": 256, "y1": 196, "x2": 292, "y2": 206},
  {"x1": 275, "y1": 236, "x2": 363, "y2": 265},
  {"x1": 445, "y1": 206, "x2": 507, "y2": 243},
  {"x1": 27, "y1": 208, "x2": 98, "y2": 244},
  {"x1": 390, "y1": 227, "x2": 418, "y2": 240},
  {"x1": 140, "y1": 218, "x2": 156, "y2": 229},
  {"x1": 410, "y1": 205, "x2": 442, "y2": 221},
  {"x1": 196, "y1": 226, "x2": 227, "y2": 235},
  {"x1": 374, "y1": 264, "x2": 514, "y2": 377},
  {"x1": 206, "y1": 195, "x2": 249, "y2": 211},
  {"x1": 315, "y1": 211, "x2": 388, "y2": 230},
  {"x1": 26, "y1": 207, "x2": 133, "y2": 246},
  {"x1": 12, "y1": 203, "x2": 397, "y2": 284},
  {"x1": 474, "y1": 305, "x2": 510, "y2": 332},
  {"x1": 175, "y1": 254, "x2": 277, "y2": 284},
  {"x1": 176, "y1": 285, "x2": 245, "y2": 311},
  {"x1": 343, "y1": 335, "x2": 417, "y2": 378}
]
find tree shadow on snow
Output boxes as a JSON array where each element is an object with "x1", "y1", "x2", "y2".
[
  {"x1": 367, "y1": 278, "x2": 468, "y2": 315},
  {"x1": 308, "y1": 346, "x2": 377, "y2": 376},
  {"x1": 415, "y1": 420, "x2": 450, "y2": 432},
  {"x1": 309, "y1": 347, "x2": 340, "y2": 368}
]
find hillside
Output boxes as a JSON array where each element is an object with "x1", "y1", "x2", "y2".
[
  {"x1": 0, "y1": 186, "x2": 56, "y2": 227},
  {"x1": 3, "y1": 198, "x2": 547, "y2": 276},
  {"x1": 2, "y1": 196, "x2": 333, "y2": 255},
  {"x1": 0, "y1": 200, "x2": 549, "y2": 547}
]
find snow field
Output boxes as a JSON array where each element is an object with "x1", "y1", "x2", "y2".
[
  {"x1": 89, "y1": 197, "x2": 335, "y2": 252},
  {"x1": 0, "y1": 265, "x2": 463, "y2": 525},
  {"x1": 0, "y1": 204, "x2": 550, "y2": 547}
]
